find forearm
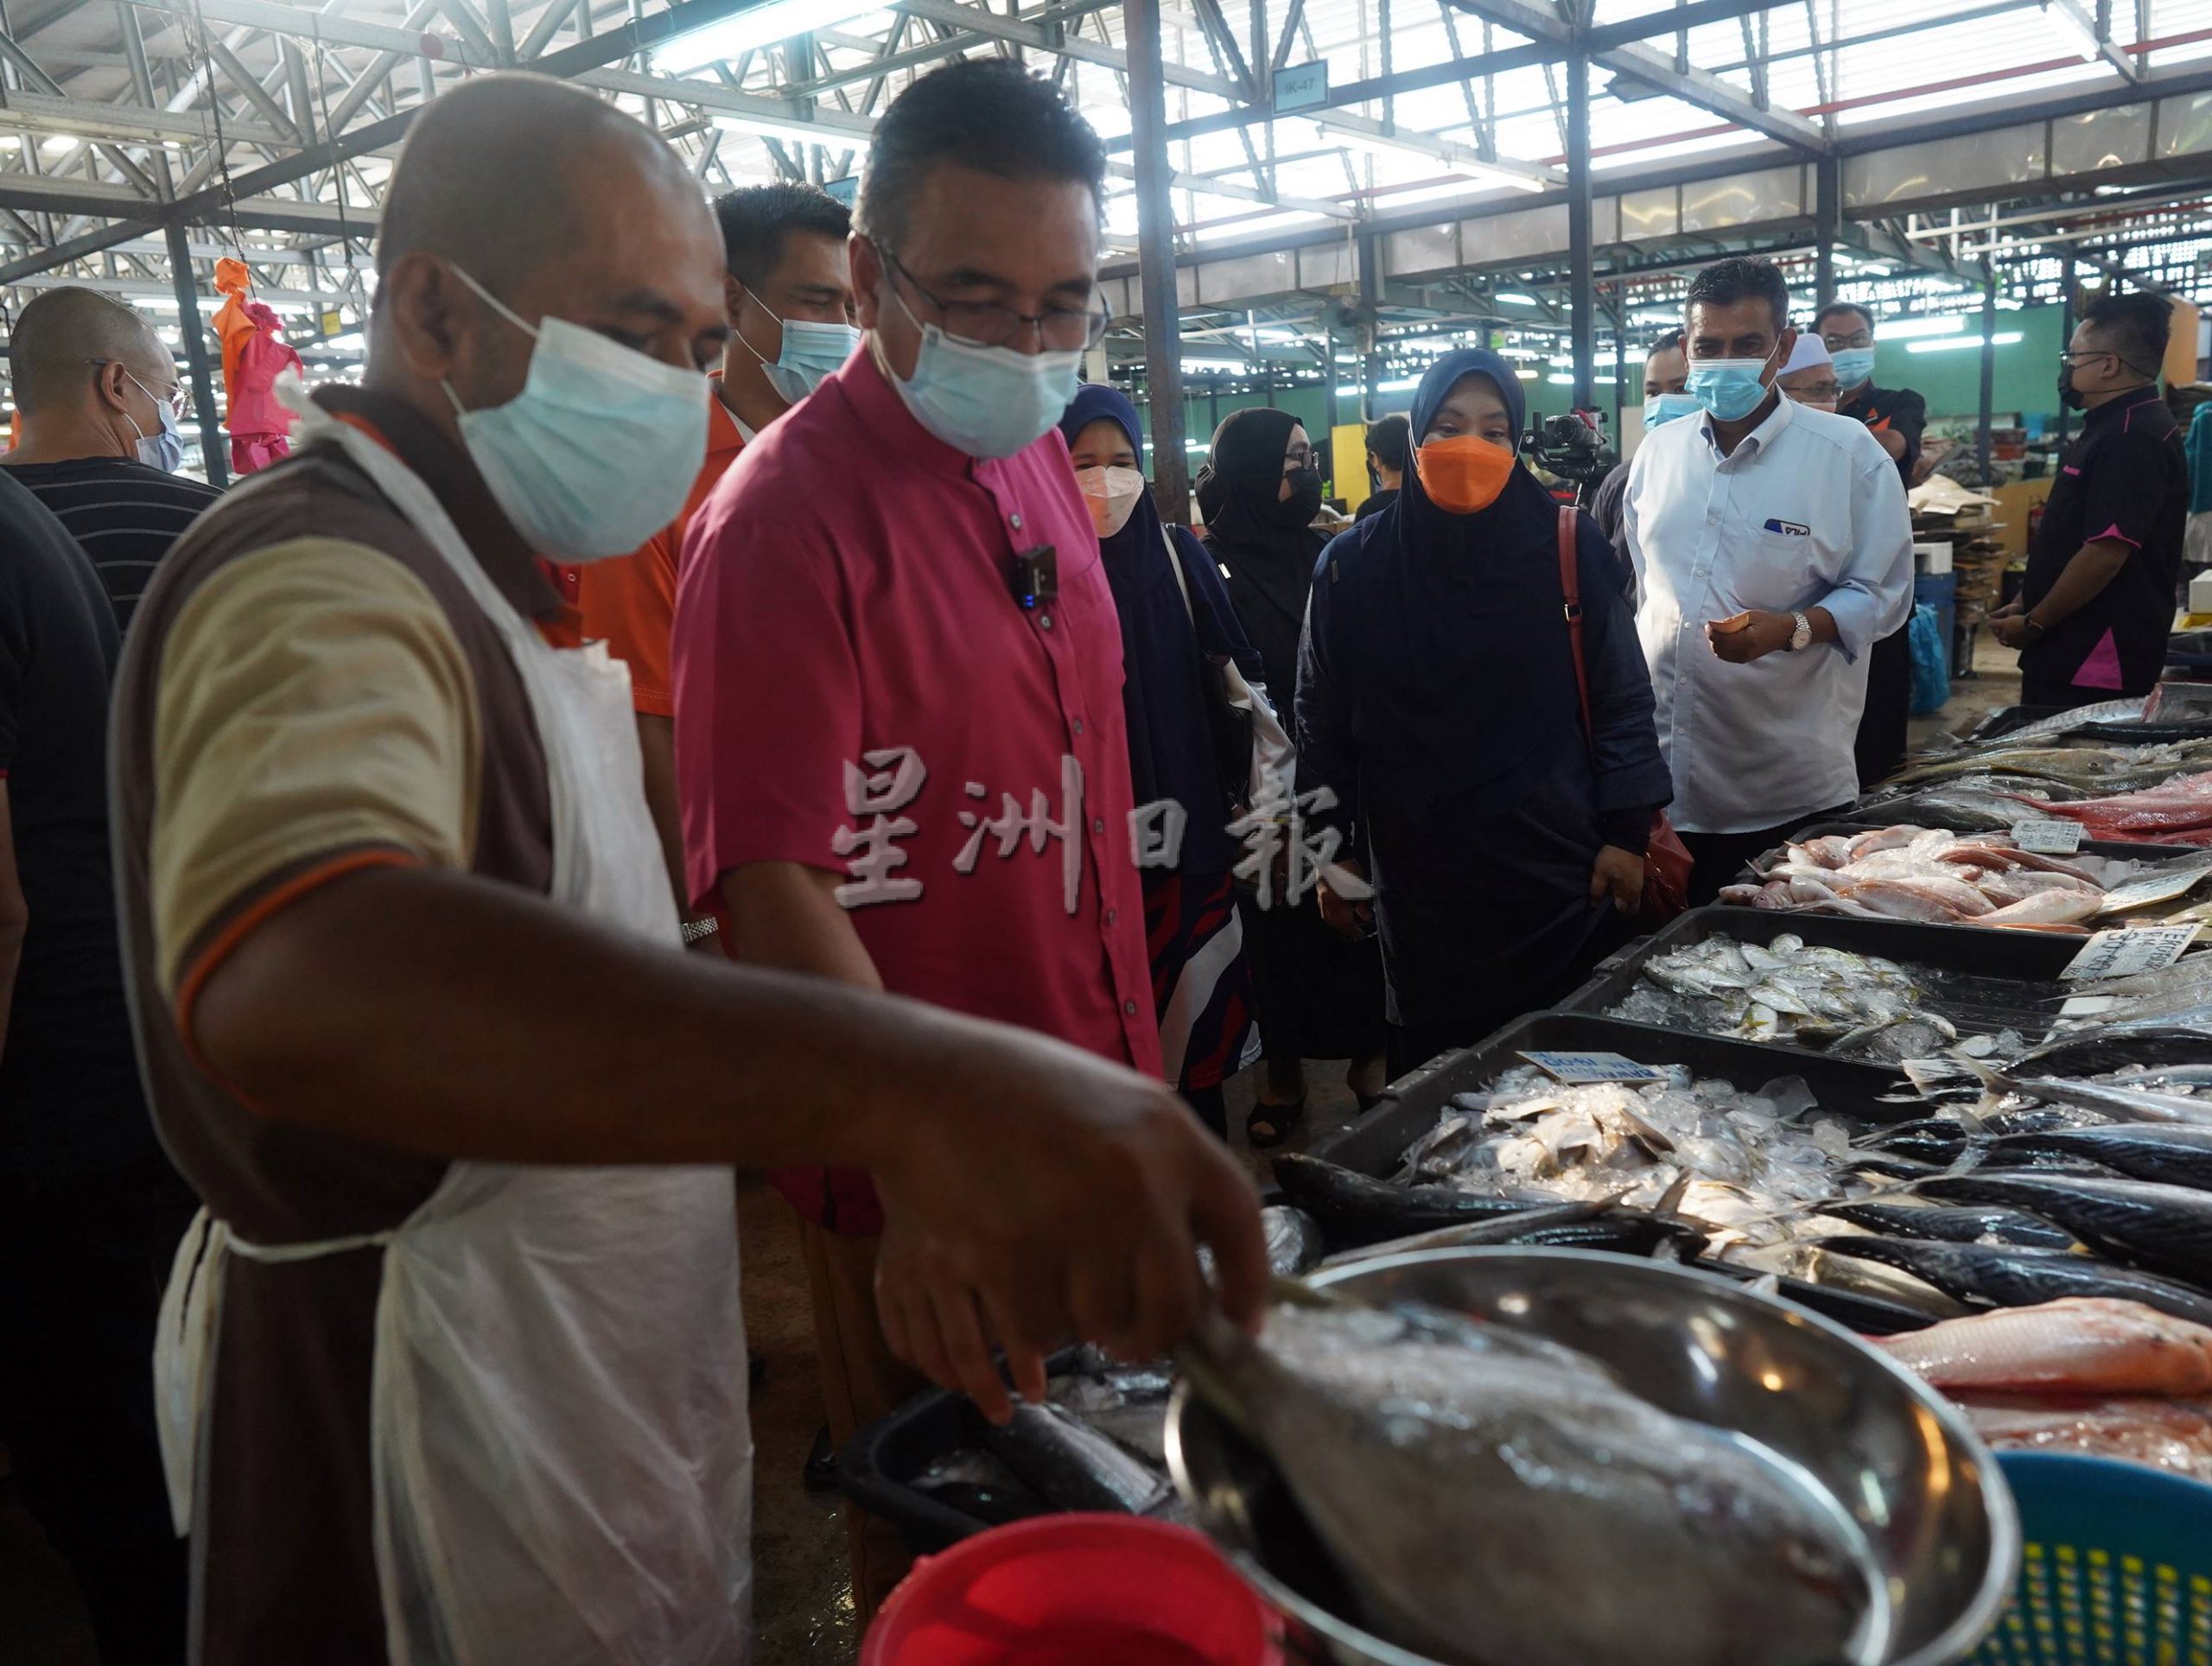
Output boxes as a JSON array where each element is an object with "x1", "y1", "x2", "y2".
[
  {"x1": 1872, "y1": 429, "x2": 1908, "y2": 463},
  {"x1": 720, "y1": 861, "x2": 884, "y2": 989},
  {"x1": 633, "y1": 712, "x2": 689, "y2": 910},
  {"x1": 2030, "y1": 542, "x2": 2133, "y2": 628},
  {"x1": 0, "y1": 924, "x2": 21, "y2": 1065},
  {"x1": 193, "y1": 862, "x2": 1007, "y2": 1167}
]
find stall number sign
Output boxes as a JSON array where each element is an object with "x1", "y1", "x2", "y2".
[
  {"x1": 2012, "y1": 817, "x2": 2084, "y2": 855},
  {"x1": 2060, "y1": 925, "x2": 2202, "y2": 982},
  {"x1": 1274, "y1": 61, "x2": 1329, "y2": 111},
  {"x1": 1518, "y1": 1050, "x2": 1665, "y2": 1085}
]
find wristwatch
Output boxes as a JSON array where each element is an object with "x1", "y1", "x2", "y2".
[
  {"x1": 1787, "y1": 610, "x2": 1813, "y2": 652},
  {"x1": 2022, "y1": 614, "x2": 2048, "y2": 644},
  {"x1": 680, "y1": 916, "x2": 721, "y2": 944}
]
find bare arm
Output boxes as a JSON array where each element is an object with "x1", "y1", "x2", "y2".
[
  {"x1": 632, "y1": 711, "x2": 689, "y2": 912},
  {"x1": 1869, "y1": 428, "x2": 1908, "y2": 463},
  {"x1": 718, "y1": 859, "x2": 882, "y2": 989},
  {"x1": 192, "y1": 862, "x2": 1268, "y2": 1410},
  {"x1": 0, "y1": 787, "x2": 24, "y2": 1062},
  {"x1": 2029, "y1": 539, "x2": 2133, "y2": 628}
]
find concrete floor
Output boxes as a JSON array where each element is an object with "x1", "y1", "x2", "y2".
[{"x1": 0, "y1": 645, "x2": 2028, "y2": 1666}]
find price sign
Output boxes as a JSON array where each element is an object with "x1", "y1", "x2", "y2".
[
  {"x1": 2012, "y1": 817, "x2": 2084, "y2": 855},
  {"x1": 2060, "y1": 925, "x2": 2202, "y2": 982},
  {"x1": 1518, "y1": 1050, "x2": 1665, "y2": 1085}
]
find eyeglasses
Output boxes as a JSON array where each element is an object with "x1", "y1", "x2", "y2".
[
  {"x1": 1785, "y1": 384, "x2": 1840, "y2": 403},
  {"x1": 2058, "y1": 349, "x2": 2120, "y2": 367},
  {"x1": 878, "y1": 245, "x2": 1110, "y2": 353},
  {"x1": 90, "y1": 358, "x2": 190, "y2": 418},
  {"x1": 1820, "y1": 333, "x2": 1872, "y2": 351}
]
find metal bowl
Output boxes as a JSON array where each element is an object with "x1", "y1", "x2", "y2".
[{"x1": 1165, "y1": 1247, "x2": 2020, "y2": 1666}]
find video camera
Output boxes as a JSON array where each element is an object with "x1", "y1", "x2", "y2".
[{"x1": 1524, "y1": 409, "x2": 1617, "y2": 490}]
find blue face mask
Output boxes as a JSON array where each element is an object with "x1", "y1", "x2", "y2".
[
  {"x1": 738, "y1": 297, "x2": 858, "y2": 406},
  {"x1": 444, "y1": 266, "x2": 708, "y2": 563},
  {"x1": 120, "y1": 368, "x2": 186, "y2": 473},
  {"x1": 1686, "y1": 349, "x2": 1780, "y2": 423},
  {"x1": 1643, "y1": 391, "x2": 1701, "y2": 430},
  {"x1": 1830, "y1": 347, "x2": 1877, "y2": 391},
  {"x1": 882, "y1": 281, "x2": 1083, "y2": 461}
]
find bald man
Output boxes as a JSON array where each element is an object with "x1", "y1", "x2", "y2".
[
  {"x1": 3, "y1": 286, "x2": 219, "y2": 633},
  {"x1": 107, "y1": 73, "x2": 1262, "y2": 1665}
]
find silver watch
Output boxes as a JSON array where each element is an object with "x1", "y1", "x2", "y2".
[{"x1": 1787, "y1": 610, "x2": 1813, "y2": 652}]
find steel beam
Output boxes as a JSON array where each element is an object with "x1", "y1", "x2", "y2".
[
  {"x1": 167, "y1": 219, "x2": 228, "y2": 487},
  {"x1": 899, "y1": 0, "x2": 1241, "y2": 100},
  {"x1": 1124, "y1": 0, "x2": 1189, "y2": 523},
  {"x1": 1567, "y1": 49, "x2": 1593, "y2": 408},
  {"x1": 2046, "y1": 0, "x2": 2140, "y2": 83},
  {"x1": 1976, "y1": 273, "x2": 1995, "y2": 482},
  {"x1": 0, "y1": 216, "x2": 148, "y2": 283},
  {"x1": 125, "y1": 0, "x2": 498, "y2": 68}
]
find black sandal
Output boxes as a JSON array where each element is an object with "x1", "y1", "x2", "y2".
[{"x1": 1245, "y1": 1094, "x2": 1306, "y2": 1148}]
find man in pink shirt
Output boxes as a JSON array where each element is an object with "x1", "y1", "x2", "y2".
[{"x1": 671, "y1": 60, "x2": 1155, "y2": 1611}]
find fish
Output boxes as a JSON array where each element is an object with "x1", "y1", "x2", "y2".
[
  {"x1": 1262, "y1": 1205, "x2": 1327, "y2": 1276},
  {"x1": 1958, "y1": 1058, "x2": 2212, "y2": 1129},
  {"x1": 1815, "y1": 1237, "x2": 2212, "y2": 1328},
  {"x1": 1952, "y1": 1392, "x2": 2212, "y2": 1481},
  {"x1": 2010, "y1": 1027, "x2": 2212, "y2": 1079},
  {"x1": 1874, "y1": 1297, "x2": 2212, "y2": 1395},
  {"x1": 1917, "y1": 1172, "x2": 2212, "y2": 1290},
  {"x1": 1823, "y1": 1199, "x2": 2082, "y2": 1250},
  {"x1": 1612, "y1": 935, "x2": 1948, "y2": 1055},
  {"x1": 1977, "y1": 889, "x2": 2103, "y2": 926},
  {"x1": 1270, "y1": 1152, "x2": 1547, "y2": 1250},
  {"x1": 1319, "y1": 1199, "x2": 1617, "y2": 1267},
  {"x1": 1990, "y1": 1125, "x2": 2212, "y2": 1192},
  {"x1": 1179, "y1": 1292, "x2": 1875, "y2": 1666},
  {"x1": 910, "y1": 1449, "x2": 1053, "y2": 1527},
  {"x1": 980, "y1": 1400, "x2": 1170, "y2": 1515},
  {"x1": 1723, "y1": 1240, "x2": 1973, "y2": 1319}
]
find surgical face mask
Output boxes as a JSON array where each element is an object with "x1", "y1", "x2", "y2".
[
  {"x1": 120, "y1": 371, "x2": 186, "y2": 472},
  {"x1": 736, "y1": 293, "x2": 858, "y2": 405},
  {"x1": 1643, "y1": 391, "x2": 1700, "y2": 430},
  {"x1": 1830, "y1": 347, "x2": 1877, "y2": 390},
  {"x1": 1414, "y1": 436, "x2": 1516, "y2": 514},
  {"x1": 443, "y1": 266, "x2": 708, "y2": 563},
  {"x1": 883, "y1": 280, "x2": 1081, "y2": 460},
  {"x1": 1265, "y1": 465, "x2": 1325, "y2": 530},
  {"x1": 1685, "y1": 346, "x2": 1780, "y2": 423},
  {"x1": 1075, "y1": 464, "x2": 1146, "y2": 538}
]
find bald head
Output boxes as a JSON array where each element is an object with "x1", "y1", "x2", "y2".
[
  {"x1": 365, "y1": 73, "x2": 727, "y2": 449},
  {"x1": 11, "y1": 285, "x2": 168, "y2": 413}
]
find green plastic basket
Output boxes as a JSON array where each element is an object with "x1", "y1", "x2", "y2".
[{"x1": 1971, "y1": 1453, "x2": 2212, "y2": 1666}]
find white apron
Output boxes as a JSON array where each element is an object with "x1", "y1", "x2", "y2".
[{"x1": 154, "y1": 396, "x2": 753, "y2": 1665}]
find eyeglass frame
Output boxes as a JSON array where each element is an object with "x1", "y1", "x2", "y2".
[
  {"x1": 88, "y1": 356, "x2": 191, "y2": 420},
  {"x1": 874, "y1": 243, "x2": 1110, "y2": 354}
]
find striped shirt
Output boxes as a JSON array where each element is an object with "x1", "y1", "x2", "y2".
[{"x1": 2, "y1": 456, "x2": 221, "y2": 635}]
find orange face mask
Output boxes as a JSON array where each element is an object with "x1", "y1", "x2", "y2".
[{"x1": 1414, "y1": 435, "x2": 1516, "y2": 514}]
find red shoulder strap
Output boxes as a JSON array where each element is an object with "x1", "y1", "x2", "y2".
[{"x1": 1558, "y1": 505, "x2": 1593, "y2": 745}]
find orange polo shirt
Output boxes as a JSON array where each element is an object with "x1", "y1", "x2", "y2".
[{"x1": 544, "y1": 383, "x2": 751, "y2": 715}]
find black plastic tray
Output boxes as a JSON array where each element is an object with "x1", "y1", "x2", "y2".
[{"x1": 836, "y1": 1381, "x2": 1006, "y2": 1556}]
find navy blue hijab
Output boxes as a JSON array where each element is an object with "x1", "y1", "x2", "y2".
[
  {"x1": 1058, "y1": 385, "x2": 1258, "y2": 875},
  {"x1": 1392, "y1": 346, "x2": 1557, "y2": 559}
]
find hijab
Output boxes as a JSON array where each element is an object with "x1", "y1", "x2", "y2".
[
  {"x1": 1193, "y1": 406, "x2": 1319, "y2": 552},
  {"x1": 1058, "y1": 384, "x2": 1255, "y2": 872},
  {"x1": 1393, "y1": 345, "x2": 1559, "y2": 561}
]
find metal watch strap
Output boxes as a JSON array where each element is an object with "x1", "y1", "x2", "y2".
[
  {"x1": 680, "y1": 916, "x2": 720, "y2": 944},
  {"x1": 1789, "y1": 610, "x2": 1812, "y2": 651}
]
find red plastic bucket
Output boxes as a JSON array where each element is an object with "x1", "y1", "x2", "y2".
[{"x1": 861, "y1": 1513, "x2": 1281, "y2": 1666}]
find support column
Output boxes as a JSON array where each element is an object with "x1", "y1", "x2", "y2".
[
  {"x1": 1125, "y1": 0, "x2": 1186, "y2": 521},
  {"x1": 1976, "y1": 271, "x2": 1997, "y2": 487},
  {"x1": 167, "y1": 222, "x2": 228, "y2": 489},
  {"x1": 1611, "y1": 291, "x2": 1626, "y2": 448},
  {"x1": 1567, "y1": 51, "x2": 1594, "y2": 410},
  {"x1": 1815, "y1": 154, "x2": 1840, "y2": 308},
  {"x1": 1358, "y1": 231, "x2": 1382, "y2": 422},
  {"x1": 2057, "y1": 251, "x2": 2078, "y2": 450}
]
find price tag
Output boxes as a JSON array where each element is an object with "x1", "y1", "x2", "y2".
[
  {"x1": 2060, "y1": 925, "x2": 2202, "y2": 982},
  {"x1": 2056, "y1": 995, "x2": 2118, "y2": 1017},
  {"x1": 2012, "y1": 817, "x2": 2084, "y2": 855},
  {"x1": 1517, "y1": 1050, "x2": 1665, "y2": 1085}
]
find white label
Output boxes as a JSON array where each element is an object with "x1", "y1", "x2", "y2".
[
  {"x1": 2012, "y1": 817, "x2": 2084, "y2": 855},
  {"x1": 1518, "y1": 1050, "x2": 1666, "y2": 1085},
  {"x1": 2060, "y1": 925, "x2": 2203, "y2": 982},
  {"x1": 2056, "y1": 995, "x2": 2119, "y2": 1017}
]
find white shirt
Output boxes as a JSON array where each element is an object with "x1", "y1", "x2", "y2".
[{"x1": 1624, "y1": 393, "x2": 1913, "y2": 835}]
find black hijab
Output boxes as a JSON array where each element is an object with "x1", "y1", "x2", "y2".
[{"x1": 1196, "y1": 405, "x2": 1325, "y2": 703}]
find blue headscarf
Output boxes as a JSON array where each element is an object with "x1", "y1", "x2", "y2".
[
  {"x1": 1058, "y1": 385, "x2": 1258, "y2": 874},
  {"x1": 1394, "y1": 346, "x2": 1558, "y2": 558}
]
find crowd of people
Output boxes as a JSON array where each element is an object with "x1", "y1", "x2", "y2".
[{"x1": 0, "y1": 49, "x2": 2191, "y2": 1666}]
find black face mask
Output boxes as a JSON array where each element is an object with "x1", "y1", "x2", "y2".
[
  {"x1": 1264, "y1": 466, "x2": 1325, "y2": 529},
  {"x1": 2057, "y1": 366, "x2": 2087, "y2": 411}
]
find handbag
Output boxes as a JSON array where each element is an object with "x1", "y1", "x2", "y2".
[{"x1": 1556, "y1": 506, "x2": 1693, "y2": 925}]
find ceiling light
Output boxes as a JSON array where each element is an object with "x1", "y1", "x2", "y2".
[
  {"x1": 1881, "y1": 315, "x2": 1971, "y2": 340},
  {"x1": 1497, "y1": 293, "x2": 1540, "y2": 306},
  {"x1": 1515, "y1": 369, "x2": 1539, "y2": 380},
  {"x1": 1907, "y1": 332, "x2": 2024, "y2": 353},
  {"x1": 658, "y1": 1, "x2": 884, "y2": 73},
  {"x1": 712, "y1": 112, "x2": 872, "y2": 152}
]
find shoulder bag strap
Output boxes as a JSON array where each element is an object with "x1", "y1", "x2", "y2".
[{"x1": 1558, "y1": 504, "x2": 1593, "y2": 746}]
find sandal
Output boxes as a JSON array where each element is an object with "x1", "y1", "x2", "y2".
[{"x1": 1245, "y1": 1094, "x2": 1306, "y2": 1149}]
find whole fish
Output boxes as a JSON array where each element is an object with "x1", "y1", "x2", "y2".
[
  {"x1": 1179, "y1": 1293, "x2": 1873, "y2": 1666},
  {"x1": 1815, "y1": 1237, "x2": 2212, "y2": 1328},
  {"x1": 1990, "y1": 1125, "x2": 2212, "y2": 1192},
  {"x1": 2012, "y1": 1027, "x2": 2212, "y2": 1079},
  {"x1": 1824, "y1": 1199, "x2": 2081, "y2": 1250},
  {"x1": 981, "y1": 1400, "x2": 1170, "y2": 1515},
  {"x1": 1961, "y1": 1059, "x2": 2212, "y2": 1129},
  {"x1": 1320, "y1": 1199, "x2": 1615, "y2": 1268},
  {"x1": 1262, "y1": 1205, "x2": 1328, "y2": 1276},
  {"x1": 1874, "y1": 1297, "x2": 2212, "y2": 1395},
  {"x1": 1272, "y1": 1153, "x2": 1547, "y2": 1249},
  {"x1": 1919, "y1": 1173, "x2": 2212, "y2": 1289}
]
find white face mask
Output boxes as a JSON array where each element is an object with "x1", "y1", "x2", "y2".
[{"x1": 1075, "y1": 464, "x2": 1146, "y2": 538}]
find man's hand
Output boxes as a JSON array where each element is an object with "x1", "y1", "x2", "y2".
[
  {"x1": 1705, "y1": 609, "x2": 1794, "y2": 664},
  {"x1": 1317, "y1": 859, "x2": 1373, "y2": 938},
  {"x1": 870, "y1": 1033, "x2": 1268, "y2": 1423},
  {"x1": 1589, "y1": 845, "x2": 1644, "y2": 914},
  {"x1": 1988, "y1": 609, "x2": 2038, "y2": 650}
]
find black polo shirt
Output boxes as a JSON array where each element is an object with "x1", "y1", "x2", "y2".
[
  {"x1": 2022, "y1": 388, "x2": 2186, "y2": 703},
  {"x1": 1837, "y1": 381, "x2": 1927, "y2": 486},
  {"x1": 0, "y1": 470, "x2": 151, "y2": 1180}
]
